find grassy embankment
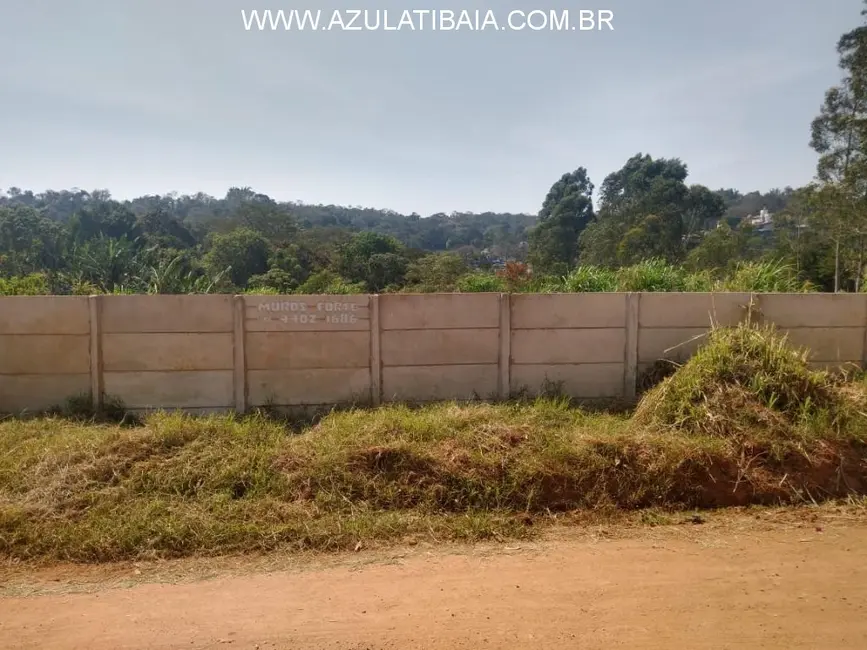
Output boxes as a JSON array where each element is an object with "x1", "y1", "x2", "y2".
[{"x1": 1, "y1": 322, "x2": 866, "y2": 563}]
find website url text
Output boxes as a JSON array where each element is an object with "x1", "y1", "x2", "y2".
[{"x1": 241, "y1": 9, "x2": 615, "y2": 32}]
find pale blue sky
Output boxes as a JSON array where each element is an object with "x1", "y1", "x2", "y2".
[{"x1": 0, "y1": 1, "x2": 861, "y2": 214}]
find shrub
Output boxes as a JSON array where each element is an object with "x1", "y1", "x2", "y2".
[{"x1": 456, "y1": 272, "x2": 505, "y2": 292}]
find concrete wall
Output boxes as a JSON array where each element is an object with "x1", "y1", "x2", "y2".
[
  {"x1": 0, "y1": 297, "x2": 91, "y2": 412},
  {"x1": 1, "y1": 292, "x2": 866, "y2": 413},
  {"x1": 379, "y1": 294, "x2": 501, "y2": 402},
  {"x1": 99, "y1": 295, "x2": 235, "y2": 411}
]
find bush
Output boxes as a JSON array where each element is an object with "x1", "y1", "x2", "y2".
[
  {"x1": 456, "y1": 272, "x2": 505, "y2": 292},
  {"x1": 0, "y1": 273, "x2": 50, "y2": 295}
]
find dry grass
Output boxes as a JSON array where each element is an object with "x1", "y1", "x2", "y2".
[{"x1": 2, "y1": 323, "x2": 867, "y2": 564}]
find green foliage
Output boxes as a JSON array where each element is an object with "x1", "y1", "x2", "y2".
[
  {"x1": 204, "y1": 227, "x2": 269, "y2": 289},
  {"x1": 559, "y1": 266, "x2": 617, "y2": 293},
  {"x1": 456, "y1": 271, "x2": 505, "y2": 293},
  {"x1": 614, "y1": 259, "x2": 713, "y2": 292},
  {"x1": 528, "y1": 168, "x2": 594, "y2": 275},
  {"x1": 0, "y1": 272, "x2": 50, "y2": 295},
  {"x1": 296, "y1": 270, "x2": 365, "y2": 295},
  {"x1": 720, "y1": 261, "x2": 812, "y2": 293},
  {"x1": 405, "y1": 252, "x2": 469, "y2": 292}
]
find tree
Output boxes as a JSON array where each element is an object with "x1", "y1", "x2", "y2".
[
  {"x1": 809, "y1": 2, "x2": 867, "y2": 290},
  {"x1": 0, "y1": 205, "x2": 68, "y2": 275},
  {"x1": 136, "y1": 209, "x2": 196, "y2": 250},
  {"x1": 578, "y1": 154, "x2": 692, "y2": 266},
  {"x1": 527, "y1": 168, "x2": 594, "y2": 275},
  {"x1": 367, "y1": 253, "x2": 408, "y2": 292},
  {"x1": 405, "y1": 252, "x2": 469, "y2": 292},
  {"x1": 336, "y1": 231, "x2": 406, "y2": 288},
  {"x1": 204, "y1": 228, "x2": 270, "y2": 289},
  {"x1": 686, "y1": 222, "x2": 760, "y2": 273},
  {"x1": 683, "y1": 185, "x2": 727, "y2": 248}
]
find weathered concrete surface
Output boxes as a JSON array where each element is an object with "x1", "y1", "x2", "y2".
[
  {"x1": 511, "y1": 363, "x2": 624, "y2": 398},
  {"x1": 756, "y1": 293, "x2": 867, "y2": 327},
  {"x1": 248, "y1": 368, "x2": 371, "y2": 406},
  {"x1": 102, "y1": 333, "x2": 233, "y2": 372},
  {"x1": 246, "y1": 332, "x2": 370, "y2": 370},
  {"x1": 380, "y1": 294, "x2": 499, "y2": 330},
  {"x1": 383, "y1": 364, "x2": 499, "y2": 402},
  {"x1": 2, "y1": 292, "x2": 866, "y2": 412},
  {"x1": 639, "y1": 293, "x2": 751, "y2": 328},
  {"x1": 0, "y1": 374, "x2": 91, "y2": 412},
  {"x1": 382, "y1": 329, "x2": 499, "y2": 366},
  {"x1": 0, "y1": 297, "x2": 90, "y2": 334},
  {"x1": 101, "y1": 295, "x2": 233, "y2": 333},
  {"x1": 103, "y1": 371, "x2": 234, "y2": 409},
  {"x1": 512, "y1": 329, "x2": 625, "y2": 365},
  {"x1": 0, "y1": 335, "x2": 90, "y2": 375},
  {"x1": 511, "y1": 293, "x2": 626, "y2": 329}
]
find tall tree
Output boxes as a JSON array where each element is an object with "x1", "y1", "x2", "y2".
[
  {"x1": 810, "y1": 1, "x2": 867, "y2": 290},
  {"x1": 527, "y1": 168, "x2": 594, "y2": 275},
  {"x1": 578, "y1": 154, "x2": 695, "y2": 266}
]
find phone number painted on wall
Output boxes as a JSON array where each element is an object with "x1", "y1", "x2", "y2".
[{"x1": 257, "y1": 300, "x2": 361, "y2": 324}]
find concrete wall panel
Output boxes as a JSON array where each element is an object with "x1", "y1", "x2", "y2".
[
  {"x1": 102, "y1": 333, "x2": 233, "y2": 371},
  {"x1": 783, "y1": 327, "x2": 864, "y2": 362},
  {"x1": 248, "y1": 368, "x2": 371, "y2": 405},
  {"x1": 101, "y1": 295, "x2": 233, "y2": 333},
  {"x1": 0, "y1": 297, "x2": 90, "y2": 334},
  {"x1": 639, "y1": 293, "x2": 750, "y2": 328},
  {"x1": 511, "y1": 329, "x2": 625, "y2": 365},
  {"x1": 380, "y1": 294, "x2": 499, "y2": 330},
  {"x1": 0, "y1": 335, "x2": 90, "y2": 374},
  {"x1": 0, "y1": 374, "x2": 92, "y2": 413},
  {"x1": 511, "y1": 363, "x2": 623, "y2": 398},
  {"x1": 246, "y1": 332, "x2": 370, "y2": 370},
  {"x1": 103, "y1": 371, "x2": 233, "y2": 409},
  {"x1": 757, "y1": 293, "x2": 867, "y2": 328},
  {"x1": 511, "y1": 294, "x2": 626, "y2": 329},
  {"x1": 638, "y1": 328, "x2": 711, "y2": 363},
  {"x1": 382, "y1": 365, "x2": 498, "y2": 401},
  {"x1": 245, "y1": 295, "x2": 370, "y2": 332},
  {"x1": 381, "y1": 329, "x2": 498, "y2": 366}
]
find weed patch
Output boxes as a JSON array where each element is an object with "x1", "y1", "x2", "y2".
[{"x1": 2, "y1": 327, "x2": 867, "y2": 563}]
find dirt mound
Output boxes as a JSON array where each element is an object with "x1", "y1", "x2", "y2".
[{"x1": 633, "y1": 322, "x2": 866, "y2": 440}]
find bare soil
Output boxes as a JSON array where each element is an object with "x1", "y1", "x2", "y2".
[{"x1": 2, "y1": 508, "x2": 867, "y2": 650}]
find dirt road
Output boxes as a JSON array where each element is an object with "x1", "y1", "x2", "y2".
[{"x1": 3, "y1": 513, "x2": 867, "y2": 649}]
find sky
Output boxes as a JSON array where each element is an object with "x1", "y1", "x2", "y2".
[{"x1": 0, "y1": 0, "x2": 862, "y2": 215}]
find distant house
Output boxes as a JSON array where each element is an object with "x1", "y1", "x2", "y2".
[{"x1": 744, "y1": 207, "x2": 774, "y2": 234}]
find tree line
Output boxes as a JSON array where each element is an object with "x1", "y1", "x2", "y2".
[{"x1": 3, "y1": 5, "x2": 867, "y2": 296}]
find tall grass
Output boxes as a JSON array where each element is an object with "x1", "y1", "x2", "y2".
[{"x1": 720, "y1": 261, "x2": 813, "y2": 293}]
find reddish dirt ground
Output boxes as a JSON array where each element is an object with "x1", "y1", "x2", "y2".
[{"x1": 2, "y1": 512, "x2": 867, "y2": 649}]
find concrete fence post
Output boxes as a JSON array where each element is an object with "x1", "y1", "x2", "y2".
[
  {"x1": 88, "y1": 294, "x2": 104, "y2": 411},
  {"x1": 862, "y1": 294, "x2": 867, "y2": 371},
  {"x1": 498, "y1": 293, "x2": 511, "y2": 400},
  {"x1": 370, "y1": 294, "x2": 382, "y2": 406},
  {"x1": 233, "y1": 295, "x2": 247, "y2": 413},
  {"x1": 623, "y1": 292, "x2": 640, "y2": 401}
]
